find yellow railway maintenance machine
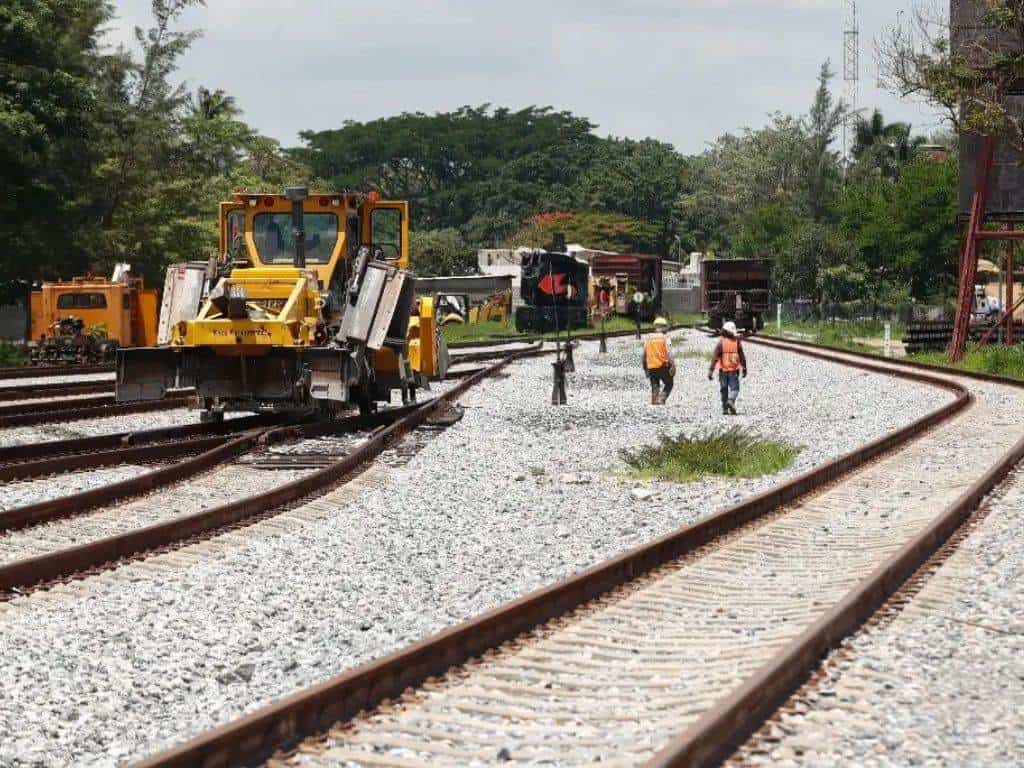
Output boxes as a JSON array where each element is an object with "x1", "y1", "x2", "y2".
[{"x1": 116, "y1": 187, "x2": 446, "y2": 421}]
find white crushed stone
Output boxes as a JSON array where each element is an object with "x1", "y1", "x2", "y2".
[
  {"x1": 749, "y1": 466, "x2": 1024, "y2": 767},
  {"x1": 0, "y1": 465, "x2": 153, "y2": 512},
  {"x1": 0, "y1": 330, "x2": 953, "y2": 767}
]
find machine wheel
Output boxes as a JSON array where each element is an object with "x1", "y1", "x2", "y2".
[
  {"x1": 353, "y1": 388, "x2": 377, "y2": 416},
  {"x1": 200, "y1": 409, "x2": 224, "y2": 424}
]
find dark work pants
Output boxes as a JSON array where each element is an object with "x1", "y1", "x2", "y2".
[
  {"x1": 719, "y1": 370, "x2": 740, "y2": 406},
  {"x1": 650, "y1": 367, "x2": 674, "y2": 399}
]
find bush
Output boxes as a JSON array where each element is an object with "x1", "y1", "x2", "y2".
[
  {"x1": 0, "y1": 342, "x2": 29, "y2": 367},
  {"x1": 620, "y1": 427, "x2": 801, "y2": 483}
]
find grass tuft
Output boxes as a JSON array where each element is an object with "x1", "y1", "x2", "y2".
[
  {"x1": 911, "y1": 344, "x2": 1024, "y2": 380},
  {"x1": 620, "y1": 427, "x2": 801, "y2": 484}
]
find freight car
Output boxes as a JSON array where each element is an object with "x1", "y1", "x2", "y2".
[
  {"x1": 701, "y1": 259, "x2": 770, "y2": 332},
  {"x1": 589, "y1": 253, "x2": 662, "y2": 321}
]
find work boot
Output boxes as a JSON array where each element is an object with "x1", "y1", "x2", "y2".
[
  {"x1": 727, "y1": 403, "x2": 737, "y2": 415},
  {"x1": 722, "y1": 404, "x2": 729, "y2": 415}
]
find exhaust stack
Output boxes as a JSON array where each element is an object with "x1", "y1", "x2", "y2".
[{"x1": 286, "y1": 186, "x2": 308, "y2": 268}]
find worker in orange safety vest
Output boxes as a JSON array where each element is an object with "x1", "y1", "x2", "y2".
[
  {"x1": 707, "y1": 321, "x2": 748, "y2": 414},
  {"x1": 642, "y1": 317, "x2": 675, "y2": 405}
]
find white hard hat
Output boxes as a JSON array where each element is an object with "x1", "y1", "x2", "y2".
[{"x1": 722, "y1": 321, "x2": 738, "y2": 336}]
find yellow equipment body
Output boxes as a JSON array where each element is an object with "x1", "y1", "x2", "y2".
[{"x1": 116, "y1": 190, "x2": 443, "y2": 418}]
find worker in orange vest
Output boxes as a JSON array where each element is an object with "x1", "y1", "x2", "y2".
[
  {"x1": 707, "y1": 321, "x2": 747, "y2": 414},
  {"x1": 642, "y1": 317, "x2": 675, "y2": 405}
]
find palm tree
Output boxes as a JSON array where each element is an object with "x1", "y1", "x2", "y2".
[
  {"x1": 191, "y1": 87, "x2": 238, "y2": 120},
  {"x1": 852, "y1": 109, "x2": 926, "y2": 178}
]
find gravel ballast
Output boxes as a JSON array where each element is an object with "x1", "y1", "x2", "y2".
[
  {"x1": 736, "y1": 466, "x2": 1024, "y2": 767},
  {"x1": 0, "y1": 331, "x2": 955, "y2": 766}
]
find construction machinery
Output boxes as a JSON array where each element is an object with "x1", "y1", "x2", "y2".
[
  {"x1": 115, "y1": 188, "x2": 445, "y2": 421},
  {"x1": 435, "y1": 289, "x2": 512, "y2": 325},
  {"x1": 28, "y1": 265, "x2": 158, "y2": 365}
]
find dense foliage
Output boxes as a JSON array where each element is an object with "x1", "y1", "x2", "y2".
[
  {"x1": 0, "y1": 0, "x2": 308, "y2": 287},
  {"x1": 1, "y1": 3, "x2": 962, "y2": 311}
]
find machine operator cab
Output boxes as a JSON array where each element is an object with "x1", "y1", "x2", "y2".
[{"x1": 116, "y1": 188, "x2": 444, "y2": 420}]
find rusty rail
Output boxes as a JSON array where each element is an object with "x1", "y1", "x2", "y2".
[
  {"x1": 0, "y1": 413, "x2": 288, "y2": 467},
  {"x1": 0, "y1": 352, "x2": 526, "y2": 597},
  {"x1": 131, "y1": 342, "x2": 974, "y2": 768},
  {"x1": 0, "y1": 394, "x2": 193, "y2": 428},
  {"x1": 752, "y1": 332, "x2": 1024, "y2": 387},
  {"x1": 0, "y1": 363, "x2": 113, "y2": 380},
  {"x1": 646, "y1": 335, "x2": 1024, "y2": 767},
  {"x1": 0, "y1": 380, "x2": 112, "y2": 403}
]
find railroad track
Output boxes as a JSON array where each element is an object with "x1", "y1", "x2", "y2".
[
  {"x1": 0, "y1": 379, "x2": 113, "y2": 403},
  {"x1": 131, "y1": 335, "x2": 1024, "y2": 768},
  {"x1": 0, "y1": 363, "x2": 114, "y2": 380},
  {"x1": 0, "y1": 353, "x2": 529, "y2": 601},
  {"x1": 0, "y1": 391, "x2": 194, "y2": 428}
]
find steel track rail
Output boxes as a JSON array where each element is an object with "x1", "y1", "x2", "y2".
[
  {"x1": 644, "y1": 335, "x2": 1024, "y2": 767},
  {"x1": 0, "y1": 363, "x2": 113, "y2": 380},
  {"x1": 0, "y1": 352, "x2": 528, "y2": 598},
  {"x1": 0, "y1": 433, "x2": 230, "y2": 484},
  {"x1": 130, "y1": 340, "x2": 973, "y2": 768},
  {"x1": 753, "y1": 331, "x2": 1024, "y2": 387},
  {"x1": 0, "y1": 380, "x2": 112, "y2": 403},
  {"x1": 0, "y1": 394, "x2": 193, "y2": 428},
  {"x1": 0, "y1": 413, "x2": 290, "y2": 467},
  {"x1": 0, "y1": 432, "x2": 262, "y2": 533}
]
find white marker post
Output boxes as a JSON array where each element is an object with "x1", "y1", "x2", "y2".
[
  {"x1": 776, "y1": 303, "x2": 782, "y2": 331},
  {"x1": 883, "y1": 322, "x2": 891, "y2": 358}
]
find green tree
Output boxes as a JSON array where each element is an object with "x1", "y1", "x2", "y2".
[
  {"x1": 733, "y1": 202, "x2": 802, "y2": 260},
  {"x1": 774, "y1": 222, "x2": 862, "y2": 307},
  {"x1": 579, "y1": 138, "x2": 685, "y2": 249},
  {"x1": 295, "y1": 106, "x2": 598, "y2": 237},
  {"x1": 0, "y1": 0, "x2": 112, "y2": 281},
  {"x1": 851, "y1": 109, "x2": 925, "y2": 180},
  {"x1": 878, "y1": 1, "x2": 1024, "y2": 150},
  {"x1": 409, "y1": 229, "x2": 471, "y2": 277},
  {"x1": 803, "y1": 61, "x2": 846, "y2": 222},
  {"x1": 505, "y1": 211, "x2": 661, "y2": 253}
]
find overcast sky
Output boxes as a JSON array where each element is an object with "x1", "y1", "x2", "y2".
[{"x1": 105, "y1": 0, "x2": 947, "y2": 153}]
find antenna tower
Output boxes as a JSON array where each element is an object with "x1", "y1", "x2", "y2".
[{"x1": 842, "y1": 0, "x2": 860, "y2": 161}]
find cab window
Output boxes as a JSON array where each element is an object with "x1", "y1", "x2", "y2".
[
  {"x1": 57, "y1": 293, "x2": 107, "y2": 309},
  {"x1": 370, "y1": 208, "x2": 401, "y2": 260},
  {"x1": 226, "y1": 209, "x2": 246, "y2": 259},
  {"x1": 253, "y1": 213, "x2": 338, "y2": 264}
]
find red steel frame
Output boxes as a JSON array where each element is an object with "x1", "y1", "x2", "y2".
[{"x1": 950, "y1": 136, "x2": 1024, "y2": 361}]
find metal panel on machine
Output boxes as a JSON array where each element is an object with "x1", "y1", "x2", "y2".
[
  {"x1": 366, "y1": 267, "x2": 407, "y2": 350},
  {"x1": 157, "y1": 264, "x2": 208, "y2": 344},
  {"x1": 339, "y1": 266, "x2": 387, "y2": 343}
]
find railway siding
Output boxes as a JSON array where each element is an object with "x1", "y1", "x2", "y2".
[
  {"x1": 0, "y1": 332, "x2": 953, "y2": 767},
  {"x1": 729, "y1": 464, "x2": 1024, "y2": 767},
  {"x1": 276, "y1": 348, "x2": 1024, "y2": 767}
]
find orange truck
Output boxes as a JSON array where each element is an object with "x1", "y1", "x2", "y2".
[{"x1": 28, "y1": 265, "x2": 159, "y2": 365}]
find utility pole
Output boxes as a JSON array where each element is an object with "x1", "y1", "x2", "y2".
[{"x1": 842, "y1": 0, "x2": 860, "y2": 164}]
